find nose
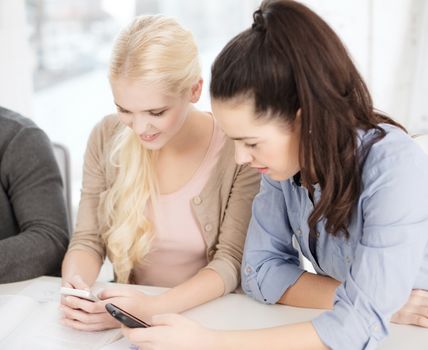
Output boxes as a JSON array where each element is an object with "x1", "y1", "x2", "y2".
[
  {"x1": 234, "y1": 142, "x2": 253, "y2": 165},
  {"x1": 131, "y1": 114, "x2": 149, "y2": 134}
]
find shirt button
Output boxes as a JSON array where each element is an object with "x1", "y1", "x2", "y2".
[
  {"x1": 295, "y1": 229, "x2": 302, "y2": 236},
  {"x1": 372, "y1": 324, "x2": 379, "y2": 332},
  {"x1": 246, "y1": 266, "x2": 252, "y2": 274},
  {"x1": 345, "y1": 256, "x2": 351, "y2": 264},
  {"x1": 204, "y1": 223, "x2": 213, "y2": 232},
  {"x1": 316, "y1": 231, "x2": 320, "y2": 238},
  {"x1": 193, "y1": 196, "x2": 202, "y2": 205},
  {"x1": 208, "y1": 249, "x2": 215, "y2": 258}
]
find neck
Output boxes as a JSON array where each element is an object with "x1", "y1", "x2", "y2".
[{"x1": 160, "y1": 106, "x2": 211, "y2": 157}]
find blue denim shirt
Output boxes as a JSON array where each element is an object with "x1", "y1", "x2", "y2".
[{"x1": 241, "y1": 124, "x2": 428, "y2": 349}]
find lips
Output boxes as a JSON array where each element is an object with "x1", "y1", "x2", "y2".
[
  {"x1": 252, "y1": 165, "x2": 269, "y2": 174},
  {"x1": 140, "y1": 132, "x2": 160, "y2": 142}
]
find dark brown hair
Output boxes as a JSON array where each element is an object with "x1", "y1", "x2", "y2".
[{"x1": 210, "y1": 0, "x2": 404, "y2": 238}]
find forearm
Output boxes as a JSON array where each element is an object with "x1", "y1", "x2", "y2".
[
  {"x1": 278, "y1": 272, "x2": 341, "y2": 309},
  {"x1": 61, "y1": 249, "x2": 103, "y2": 287},
  {"x1": 208, "y1": 322, "x2": 328, "y2": 350},
  {"x1": 157, "y1": 268, "x2": 225, "y2": 313},
  {"x1": 0, "y1": 228, "x2": 68, "y2": 283}
]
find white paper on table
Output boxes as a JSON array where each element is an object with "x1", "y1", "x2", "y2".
[
  {"x1": 0, "y1": 281, "x2": 121, "y2": 349},
  {"x1": 100, "y1": 336, "x2": 138, "y2": 350}
]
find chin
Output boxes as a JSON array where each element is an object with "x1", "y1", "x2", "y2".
[
  {"x1": 267, "y1": 172, "x2": 290, "y2": 181},
  {"x1": 139, "y1": 140, "x2": 164, "y2": 151}
]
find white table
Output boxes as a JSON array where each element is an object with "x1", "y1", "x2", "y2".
[{"x1": 1, "y1": 276, "x2": 427, "y2": 349}]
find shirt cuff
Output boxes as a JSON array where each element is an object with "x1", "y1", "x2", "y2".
[{"x1": 242, "y1": 261, "x2": 305, "y2": 304}]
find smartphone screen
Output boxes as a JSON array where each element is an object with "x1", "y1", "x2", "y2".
[{"x1": 105, "y1": 303, "x2": 151, "y2": 328}]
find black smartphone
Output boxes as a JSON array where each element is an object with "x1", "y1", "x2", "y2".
[{"x1": 105, "y1": 303, "x2": 151, "y2": 328}]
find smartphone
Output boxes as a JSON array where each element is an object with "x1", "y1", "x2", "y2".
[
  {"x1": 60, "y1": 287, "x2": 99, "y2": 302},
  {"x1": 105, "y1": 303, "x2": 151, "y2": 328}
]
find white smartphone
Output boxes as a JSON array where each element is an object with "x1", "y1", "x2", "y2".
[{"x1": 60, "y1": 287, "x2": 99, "y2": 302}]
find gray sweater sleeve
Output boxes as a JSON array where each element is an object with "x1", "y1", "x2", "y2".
[{"x1": 0, "y1": 126, "x2": 69, "y2": 282}]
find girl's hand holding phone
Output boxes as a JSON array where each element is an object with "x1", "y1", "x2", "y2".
[
  {"x1": 122, "y1": 313, "x2": 213, "y2": 350},
  {"x1": 60, "y1": 281, "x2": 164, "y2": 332},
  {"x1": 60, "y1": 287, "x2": 99, "y2": 302},
  {"x1": 59, "y1": 274, "x2": 117, "y2": 331},
  {"x1": 105, "y1": 303, "x2": 151, "y2": 328}
]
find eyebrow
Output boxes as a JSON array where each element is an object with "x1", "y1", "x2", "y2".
[
  {"x1": 114, "y1": 102, "x2": 167, "y2": 113},
  {"x1": 230, "y1": 136, "x2": 258, "y2": 141}
]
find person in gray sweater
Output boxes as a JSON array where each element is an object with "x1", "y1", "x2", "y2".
[{"x1": 0, "y1": 106, "x2": 69, "y2": 283}]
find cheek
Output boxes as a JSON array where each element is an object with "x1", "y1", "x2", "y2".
[
  {"x1": 157, "y1": 116, "x2": 178, "y2": 131},
  {"x1": 258, "y1": 143, "x2": 291, "y2": 169},
  {"x1": 160, "y1": 110, "x2": 186, "y2": 131},
  {"x1": 257, "y1": 146, "x2": 280, "y2": 164},
  {"x1": 275, "y1": 141, "x2": 300, "y2": 171}
]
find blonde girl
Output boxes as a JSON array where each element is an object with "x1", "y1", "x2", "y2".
[{"x1": 60, "y1": 15, "x2": 259, "y2": 331}]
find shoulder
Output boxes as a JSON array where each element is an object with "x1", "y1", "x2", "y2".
[
  {"x1": 0, "y1": 106, "x2": 40, "y2": 137},
  {"x1": 361, "y1": 124, "x2": 428, "y2": 189},
  {"x1": 86, "y1": 114, "x2": 123, "y2": 152},
  {"x1": 0, "y1": 106, "x2": 36, "y2": 127},
  {"x1": 213, "y1": 126, "x2": 235, "y2": 172},
  {"x1": 89, "y1": 114, "x2": 122, "y2": 141},
  {"x1": 0, "y1": 106, "x2": 49, "y2": 154},
  {"x1": 0, "y1": 108, "x2": 60, "y2": 182}
]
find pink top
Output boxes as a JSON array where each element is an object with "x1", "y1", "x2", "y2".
[{"x1": 133, "y1": 119, "x2": 226, "y2": 287}]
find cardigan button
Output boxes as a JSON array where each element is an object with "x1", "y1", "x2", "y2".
[
  {"x1": 193, "y1": 196, "x2": 202, "y2": 205},
  {"x1": 204, "y1": 223, "x2": 213, "y2": 232}
]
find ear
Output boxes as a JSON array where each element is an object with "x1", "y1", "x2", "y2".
[
  {"x1": 190, "y1": 78, "x2": 203, "y2": 103},
  {"x1": 296, "y1": 108, "x2": 302, "y2": 120},
  {"x1": 293, "y1": 108, "x2": 302, "y2": 130}
]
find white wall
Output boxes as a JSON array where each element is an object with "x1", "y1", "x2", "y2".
[
  {"x1": 407, "y1": 0, "x2": 428, "y2": 132},
  {"x1": 302, "y1": 0, "x2": 428, "y2": 132},
  {"x1": 371, "y1": 0, "x2": 427, "y2": 130},
  {"x1": 0, "y1": 0, "x2": 33, "y2": 117}
]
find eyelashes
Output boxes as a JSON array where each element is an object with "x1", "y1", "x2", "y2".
[
  {"x1": 116, "y1": 109, "x2": 167, "y2": 117},
  {"x1": 149, "y1": 110, "x2": 166, "y2": 117}
]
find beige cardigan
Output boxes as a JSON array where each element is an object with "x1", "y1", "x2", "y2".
[{"x1": 68, "y1": 114, "x2": 260, "y2": 294}]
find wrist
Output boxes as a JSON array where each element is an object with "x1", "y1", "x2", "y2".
[
  {"x1": 136, "y1": 293, "x2": 169, "y2": 320},
  {"x1": 153, "y1": 292, "x2": 173, "y2": 313}
]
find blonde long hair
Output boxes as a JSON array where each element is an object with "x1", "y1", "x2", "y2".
[{"x1": 103, "y1": 15, "x2": 201, "y2": 283}]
